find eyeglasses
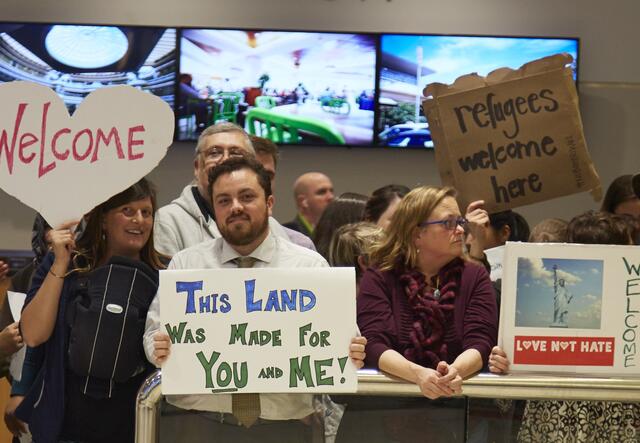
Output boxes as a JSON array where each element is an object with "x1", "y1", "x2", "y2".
[
  {"x1": 201, "y1": 147, "x2": 246, "y2": 161},
  {"x1": 418, "y1": 217, "x2": 468, "y2": 230}
]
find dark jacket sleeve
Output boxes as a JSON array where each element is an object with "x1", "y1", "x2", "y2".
[
  {"x1": 357, "y1": 269, "x2": 398, "y2": 369},
  {"x1": 23, "y1": 253, "x2": 55, "y2": 307},
  {"x1": 461, "y1": 264, "x2": 498, "y2": 367},
  {"x1": 13, "y1": 254, "x2": 52, "y2": 395},
  {"x1": 17, "y1": 254, "x2": 54, "y2": 340},
  {"x1": 11, "y1": 345, "x2": 43, "y2": 396}
]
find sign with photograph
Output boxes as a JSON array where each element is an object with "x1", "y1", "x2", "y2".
[
  {"x1": 160, "y1": 267, "x2": 359, "y2": 394},
  {"x1": 422, "y1": 54, "x2": 601, "y2": 212},
  {"x1": 499, "y1": 242, "x2": 640, "y2": 375}
]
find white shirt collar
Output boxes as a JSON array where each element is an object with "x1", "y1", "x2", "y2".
[{"x1": 220, "y1": 230, "x2": 276, "y2": 265}]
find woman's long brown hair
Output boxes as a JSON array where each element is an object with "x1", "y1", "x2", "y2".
[{"x1": 73, "y1": 178, "x2": 167, "y2": 272}]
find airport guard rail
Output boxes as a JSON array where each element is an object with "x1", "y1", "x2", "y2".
[{"x1": 135, "y1": 369, "x2": 640, "y2": 443}]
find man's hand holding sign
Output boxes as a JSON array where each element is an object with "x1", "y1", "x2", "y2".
[
  {"x1": 154, "y1": 268, "x2": 363, "y2": 395},
  {"x1": 142, "y1": 156, "x2": 364, "y2": 430}
]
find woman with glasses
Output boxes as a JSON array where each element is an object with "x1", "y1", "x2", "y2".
[
  {"x1": 357, "y1": 186, "x2": 498, "y2": 399},
  {"x1": 14, "y1": 179, "x2": 165, "y2": 443}
]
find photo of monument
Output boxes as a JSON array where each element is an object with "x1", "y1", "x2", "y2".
[{"x1": 514, "y1": 257, "x2": 603, "y2": 329}]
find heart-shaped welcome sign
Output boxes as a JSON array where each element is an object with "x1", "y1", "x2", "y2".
[{"x1": 0, "y1": 81, "x2": 174, "y2": 227}]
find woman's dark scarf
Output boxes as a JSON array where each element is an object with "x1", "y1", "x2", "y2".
[{"x1": 399, "y1": 258, "x2": 464, "y2": 368}]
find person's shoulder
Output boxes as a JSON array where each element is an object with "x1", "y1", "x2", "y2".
[
  {"x1": 177, "y1": 238, "x2": 219, "y2": 257},
  {"x1": 155, "y1": 203, "x2": 177, "y2": 219},
  {"x1": 156, "y1": 187, "x2": 194, "y2": 218},
  {"x1": 358, "y1": 267, "x2": 399, "y2": 297},
  {"x1": 281, "y1": 226, "x2": 315, "y2": 250},
  {"x1": 282, "y1": 219, "x2": 299, "y2": 230},
  {"x1": 460, "y1": 259, "x2": 492, "y2": 294},
  {"x1": 276, "y1": 237, "x2": 327, "y2": 267},
  {"x1": 170, "y1": 238, "x2": 220, "y2": 267},
  {"x1": 362, "y1": 266, "x2": 396, "y2": 284},
  {"x1": 282, "y1": 216, "x2": 307, "y2": 234},
  {"x1": 462, "y1": 258, "x2": 490, "y2": 279},
  {"x1": 155, "y1": 206, "x2": 187, "y2": 231},
  {"x1": 155, "y1": 187, "x2": 204, "y2": 252},
  {"x1": 362, "y1": 266, "x2": 388, "y2": 277}
]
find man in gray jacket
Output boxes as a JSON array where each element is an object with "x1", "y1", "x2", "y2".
[{"x1": 154, "y1": 122, "x2": 314, "y2": 256}]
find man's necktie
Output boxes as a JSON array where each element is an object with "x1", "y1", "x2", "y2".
[{"x1": 231, "y1": 256, "x2": 260, "y2": 427}]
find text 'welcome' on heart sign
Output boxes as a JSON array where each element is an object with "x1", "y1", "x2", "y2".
[{"x1": 0, "y1": 81, "x2": 174, "y2": 227}]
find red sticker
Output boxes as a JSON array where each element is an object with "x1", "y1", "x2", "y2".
[{"x1": 513, "y1": 336, "x2": 615, "y2": 366}]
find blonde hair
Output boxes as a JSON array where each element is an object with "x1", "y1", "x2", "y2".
[
  {"x1": 328, "y1": 222, "x2": 385, "y2": 278},
  {"x1": 369, "y1": 186, "x2": 457, "y2": 271}
]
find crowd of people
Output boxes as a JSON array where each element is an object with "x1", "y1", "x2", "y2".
[{"x1": 0, "y1": 121, "x2": 637, "y2": 442}]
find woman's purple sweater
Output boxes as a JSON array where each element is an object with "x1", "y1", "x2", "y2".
[{"x1": 357, "y1": 260, "x2": 498, "y2": 369}]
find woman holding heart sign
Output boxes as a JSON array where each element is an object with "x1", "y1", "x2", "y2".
[{"x1": 15, "y1": 178, "x2": 166, "y2": 443}]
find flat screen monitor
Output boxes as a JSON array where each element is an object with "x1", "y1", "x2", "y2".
[
  {"x1": 378, "y1": 34, "x2": 579, "y2": 149},
  {"x1": 0, "y1": 23, "x2": 177, "y2": 113},
  {"x1": 178, "y1": 29, "x2": 377, "y2": 145}
]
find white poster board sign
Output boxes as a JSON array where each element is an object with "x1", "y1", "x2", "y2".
[
  {"x1": 7, "y1": 290, "x2": 26, "y2": 323},
  {"x1": 499, "y1": 242, "x2": 640, "y2": 376},
  {"x1": 485, "y1": 245, "x2": 505, "y2": 282},
  {"x1": 7, "y1": 291, "x2": 26, "y2": 381},
  {"x1": 0, "y1": 81, "x2": 174, "y2": 227},
  {"x1": 160, "y1": 267, "x2": 358, "y2": 395}
]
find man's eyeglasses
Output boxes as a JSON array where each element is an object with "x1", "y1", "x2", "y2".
[
  {"x1": 201, "y1": 147, "x2": 245, "y2": 161},
  {"x1": 418, "y1": 217, "x2": 468, "y2": 231}
]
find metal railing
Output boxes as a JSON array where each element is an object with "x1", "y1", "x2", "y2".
[{"x1": 135, "y1": 369, "x2": 640, "y2": 443}]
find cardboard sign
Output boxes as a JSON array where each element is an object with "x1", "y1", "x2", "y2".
[
  {"x1": 422, "y1": 54, "x2": 601, "y2": 212},
  {"x1": 160, "y1": 267, "x2": 358, "y2": 395},
  {"x1": 499, "y1": 242, "x2": 640, "y2": 376},
  {"x1": 0, "y1": 82, "x2": 174, "y2": 227}
]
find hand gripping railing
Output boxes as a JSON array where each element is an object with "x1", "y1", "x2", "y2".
[{"x1": 135, "y1": 369, "x2": 640, "y2": 443}]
